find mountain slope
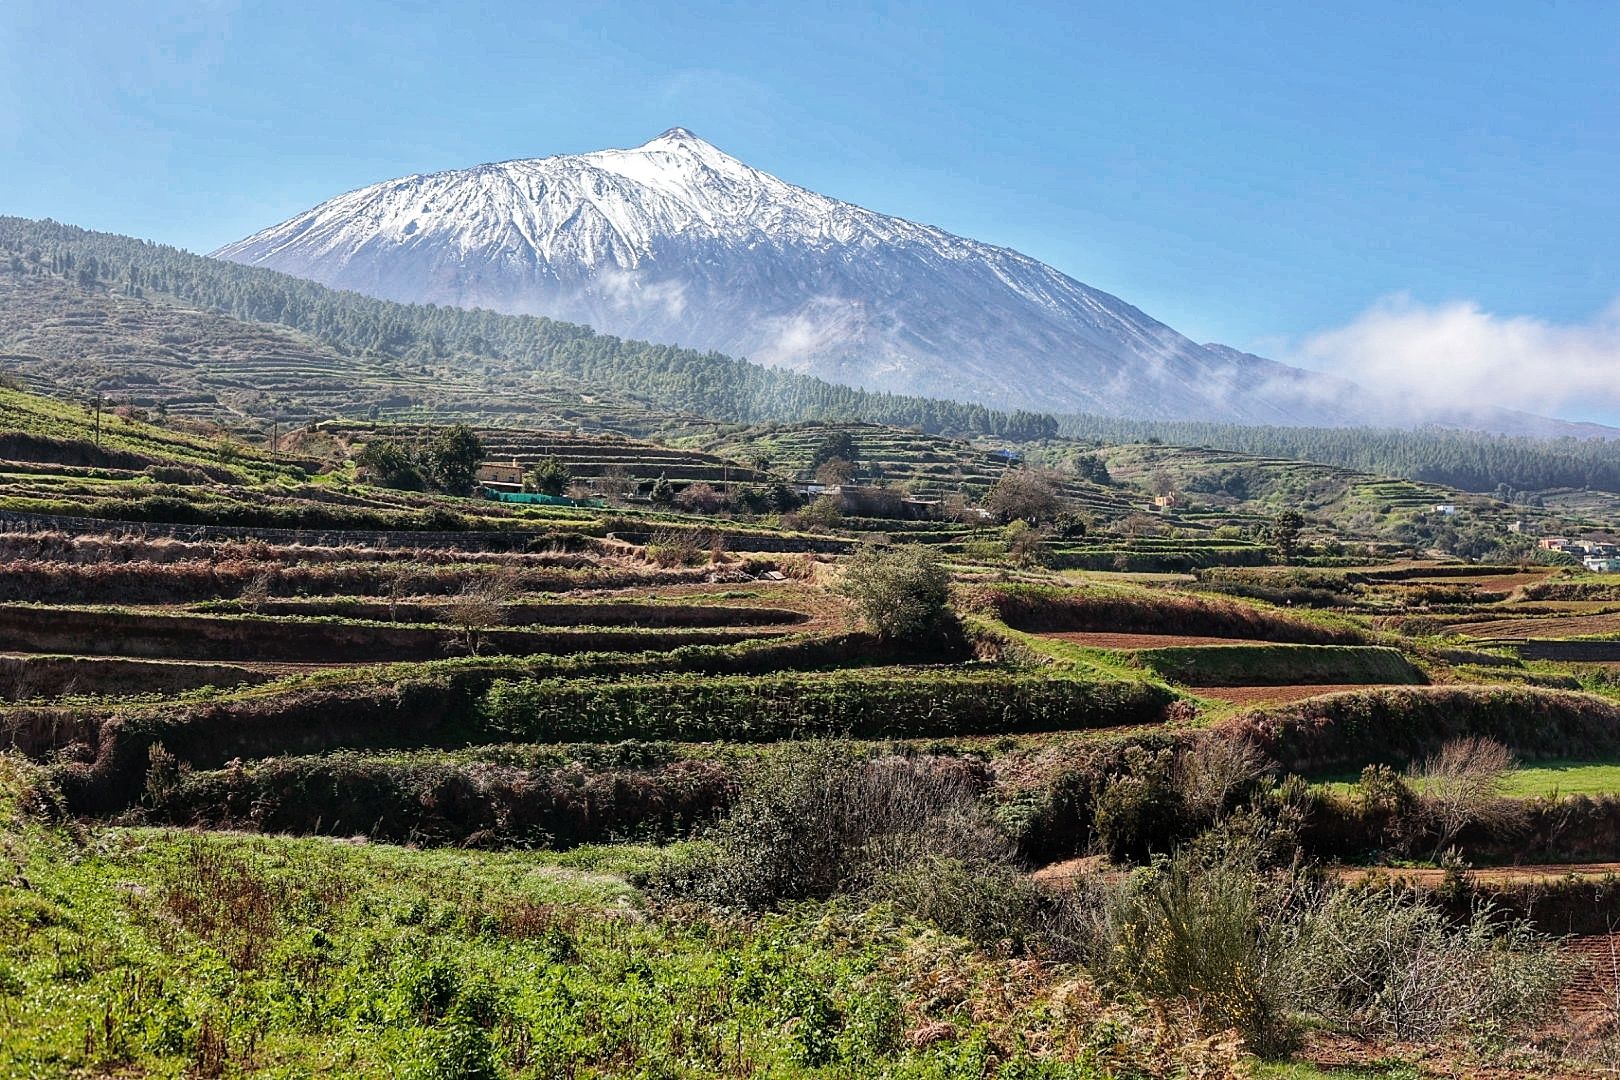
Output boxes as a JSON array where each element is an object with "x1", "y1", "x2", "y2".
[
  {"x1": 214, "y1": 129, "x2": 1362, "y2": 424},
  {"x1": 0, "y1": 215, "x2": 1059, "y2": 440}
]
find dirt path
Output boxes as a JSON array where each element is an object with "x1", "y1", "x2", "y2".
[{"x1": 1331, "y1": 863, "x2": 1620, "y2": 886}]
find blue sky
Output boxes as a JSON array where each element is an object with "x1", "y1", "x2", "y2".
[{"x1": 4, "y1": 1, "x2": 1619, "y2": 420}]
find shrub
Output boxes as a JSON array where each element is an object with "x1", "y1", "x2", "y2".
[
  {"x1": 355, "y1": 438, "x2": 426, "y2": 491},
  {"x1": 640, "y1": 743, "x2": 1024, "y2": 932},
  {"x1": 1050, "y1": 846, "x2": 1565, "y2": 1054},
  {"x1": 674, "y1": 482, "x2": 725, "y2": 515},
  {"x1": 644, "y1": 528, "x2": 703, "y2": 568},
  {"x1": 1285, "y1": 886, "x2": 1563, "y2": 1041},
  {"x1": 1091, "y1": 747, "x2": 1189, "y2": 862},
  {"x1": 791, "y1": 494, "x2": 843, "y2": 532},
  {"x1": 1002, "y1": 520, "x2": 1049, "y2": 568},
  {"x1": 834, "y1": 544, "x2": 951, "y2": 641},
  {"x1": 1410, "y1": 737, "x2": 1528, "y2": 858},
  {"x1": 1076, "y1": 848, "x2": 1299, "y2": 1055}
]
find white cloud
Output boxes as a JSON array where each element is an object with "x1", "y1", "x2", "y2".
[
  {"x1": 1291, "y1": 295, "x2": 1620, "y2": 417},
  {"x1": 593, "y1": 268, "x2": 687, "y2": 321}
]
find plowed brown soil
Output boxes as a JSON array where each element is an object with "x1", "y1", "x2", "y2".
[{"x1": 1461, "y1": 613, "x2": 1620, "y2": 640}]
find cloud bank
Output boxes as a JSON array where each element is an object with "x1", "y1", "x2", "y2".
[{"x1": 1291, "y1": 296, "x2": 1620, "y2": 420}]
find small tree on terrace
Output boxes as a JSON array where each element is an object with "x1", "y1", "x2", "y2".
[
  {"x1": 525, "y1": 456, "x2": 571, "y2": 496},
  {"x1": 355, "y1": 438, "x2": 425, "y2": 491},
  {"x1": 649, "y1": 473, "x2": 676, "y2": 506},
  {"x1": 1269, "y1": 510, "x2": 1306, "y2": 564},
  {"x1": 425, "y1": 424, "x2": 484, "y2": 495},
  {"x1": 675, "y1": 482, "x2": 726, "y2": 515},
  {"x1": 814, "y1": 457, "x2": 857, "y2": 486},
  {"x1": 985, "y1": 468, "x2": 1061, "y2": 524},
  {"x1": 810, "y1": 430, "x2": 860, "y2": 472},
  {"x1": 1412, "y1": 736, "x2": 1528, "y2": 858},
  {"x1": 1003, "y1": 520, "x2": 1049, "y2": 568},
  {"x1": 835, "y1": 544, "x2": 952, "y2": 641}
]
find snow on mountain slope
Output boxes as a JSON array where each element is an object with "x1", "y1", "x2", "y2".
[{"x1": 214, "y1": 128, "x2": 1362, "y2": 422}]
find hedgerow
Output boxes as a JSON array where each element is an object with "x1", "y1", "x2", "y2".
[
  {"x1": 482, "y1": 668, "x2": 1172, "y2": 743},
  {"x1": 978, "y1": 583, "x2": 1367, "y2": 644},
  {"x1": 147, "y1": 752, "x2": 734, "y2": 847},
  {"x1": 1226, "y1": 685, "x2": 1620, "y2": 773}
]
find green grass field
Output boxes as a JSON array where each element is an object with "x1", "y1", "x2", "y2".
[
  {"x1": 1498, "y1": 759, "x2": 1620, "y2": 797},
  {"x1": 1318, "y1": 759, "x2": 1620, "y2": 798}
]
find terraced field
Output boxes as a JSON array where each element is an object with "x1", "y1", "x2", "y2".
[
  {"x1": 1459, "y1": 613, "x2": 1620, "y2": 640},
  {"x1": 699, "y1": 420, "x2": 1136, "y2": 515},
  {"x1": 331, "y1": 421, "x2": 773, "y2": 491},
  {"x1": 12, "y1": 382, "x2": 1620, "y2": 1075}
]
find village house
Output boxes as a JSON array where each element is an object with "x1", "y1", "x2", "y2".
[{"x1": 474, "y1": 460, "x2": 525, "y2": 490}]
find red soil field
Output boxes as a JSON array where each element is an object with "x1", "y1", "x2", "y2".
[{"x1": 1460, "y1": 613, "x2": 1620, "y2": 640}]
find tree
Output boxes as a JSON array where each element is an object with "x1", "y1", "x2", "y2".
[
  {"x1": 675, "y1": 482, "x2": 725, "y2": 515},
  {"x1": 649, "y1": 473, "x2": 676, "y2": 506},
  {"x1": 1412, "y1": 737, "x2": 1527, "y2": 858},
  {"x1": 984, "y1": 469, "x2": 1060, "y2": 524},
  {"x1": 1269, "y1": 510, "x2": 1306, "y2": 563},
  {"x1": 525, "y1": 456, "x2": 571, "y2": 496},
  {"x1": 793, "y1": 494, "x2": 844, "y2": 532},
  {"x1": 426, "y1": 424, "x2": 484, "y2": 495},
  {"x1": 834, "y1": 544, "x2": 952, "y2": 641},
  {"x1": 439, "y1": 571, "x2": 517, "y2": 655},
  {"x1": 596, "y1": 465, "x2": 634, "y2": 503},
  {"x1": 814, "y1": 457, "x2": 857, "y2": 486},
  {"x1": 355, "y1": 439, "x2": 425, "y2": 491},
  {"x1": 810, "y1": 430, "x2": 860, "y2": 472},
  {"x1": 1074, "y1": 453, "x2": 1113, "y2": 486},
  {"x1": 1002, "y1": 520, "x2": 1048, "y2": 568}
]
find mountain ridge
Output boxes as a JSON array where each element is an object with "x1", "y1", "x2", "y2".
[{"x1": 214, "y1": 129, "x2": 1370, "y2": 425}]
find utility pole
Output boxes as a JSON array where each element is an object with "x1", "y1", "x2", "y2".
[{"x1": 92, "y1": 392, "x2": 102, "y2": 448}]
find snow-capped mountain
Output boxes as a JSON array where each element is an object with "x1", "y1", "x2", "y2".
[{"x1": 214, "y1": 128, "x2": 1361, "y2": 422}]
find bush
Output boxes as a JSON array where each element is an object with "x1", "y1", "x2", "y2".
[
  {"x1": 640, "y1": 743, "x2": 1026, "y2": 934},
  {"x1": 644, "y1": 528, "x2": 703, "y2": 568},
  {"x1": 524, "y1": 456, "x2": 570, "y2": 496},
  {"x1": 1285, "y1": 886, "x2": 1563, "y2": 1041},
  {"x1": 1091, "y1": 747, "x2": 1188, "y2": 862},
  {"x1": 674, "y1": 482, "x2": 725, "y2": 515},
  {"x1": 1074, "y1": 848, "x2": 1299, "y2": 1055},
  {"x1": 1049, "y1": 845, "x2": 1565, "y2": 1055},
  {"x1": 834, "y1": 544, "x2": 951, "y2": 641}
]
